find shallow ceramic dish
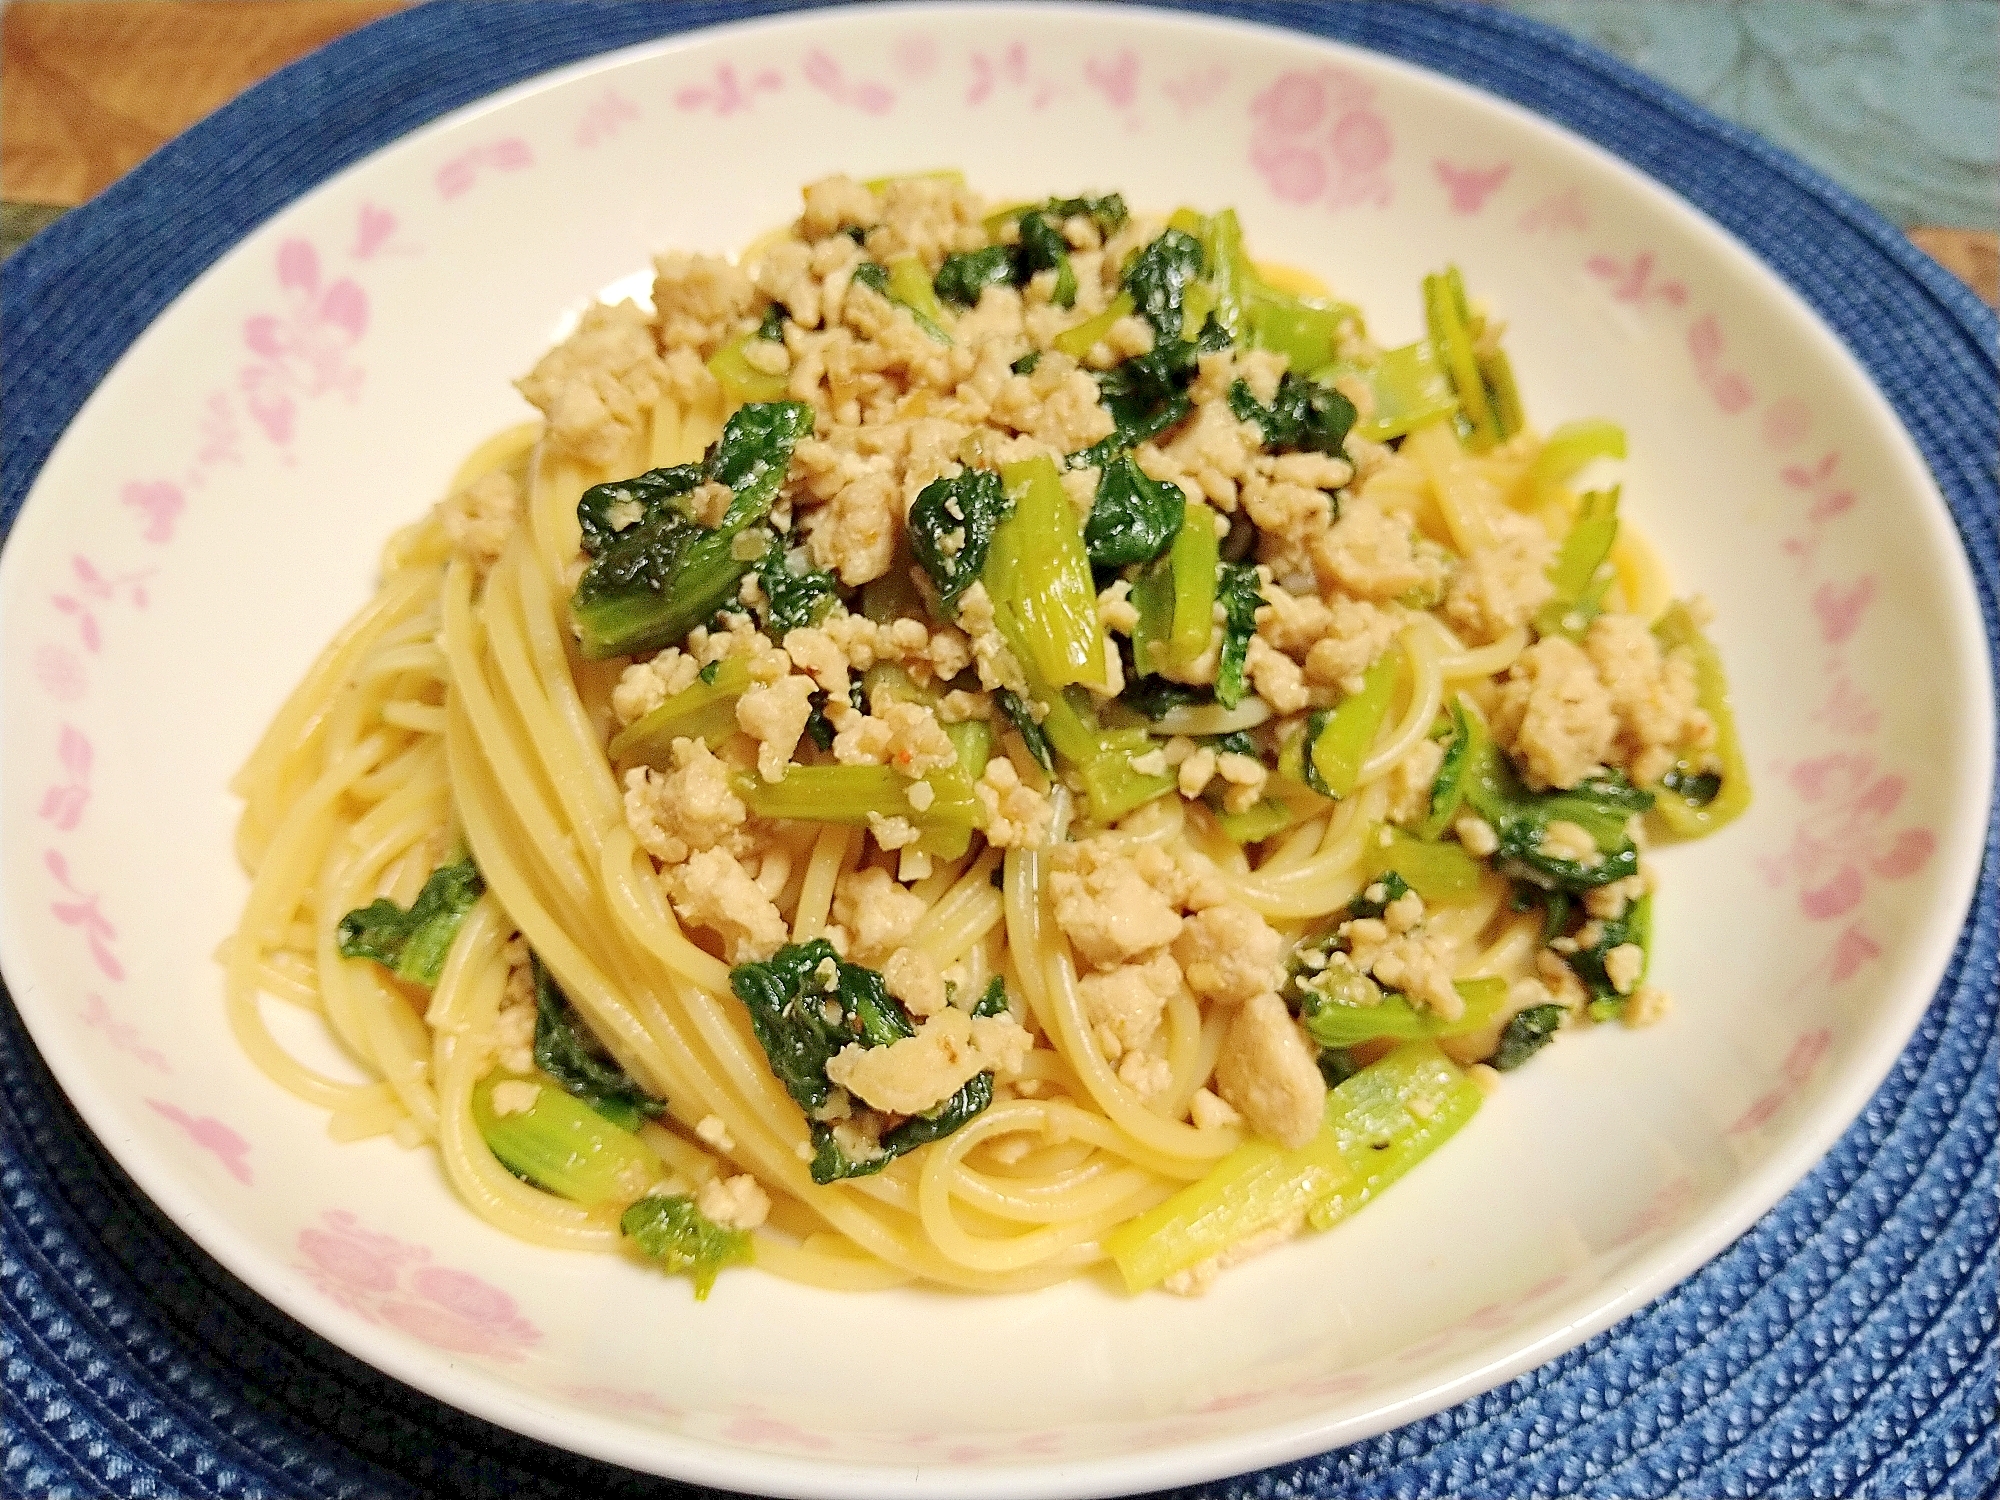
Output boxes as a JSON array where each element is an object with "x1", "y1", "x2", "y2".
[{"x1": 0, "y1": 4, "x2": 1989, "y2": 1496}]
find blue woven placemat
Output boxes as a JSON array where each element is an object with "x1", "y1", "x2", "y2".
[{"x1": 3, "y1": 3, "x2": 1995, "y2": 1496}]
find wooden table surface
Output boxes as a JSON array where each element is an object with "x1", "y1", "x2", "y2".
[{"x1": 2, "y1": 0, "x2": 1994, "y2": 307}]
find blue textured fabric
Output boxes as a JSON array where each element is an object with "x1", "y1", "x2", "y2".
[{"x1": 2, "y1": 3, "x2": 1994, "y2": 1496}]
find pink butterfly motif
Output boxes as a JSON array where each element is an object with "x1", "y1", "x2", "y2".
[
  {"x1": 37, "y1": 724, "x2": 92, "y2": 831},
  {"x1": 1162, "y1": 62, "x2": 1226, "y2": 114},
  {"x1": 45, "y1": 847, "x2": 122, "y2": 981},
  {"x1": 801, "y1": 49, "x2": 893, "y2": 114},
  {"x1": 1084, "y1": 48, "x2": 1139, "y2": 111},
  {"x1": 1433, "y1": 158, "x2": 1511, "y2": 214},
  {"x1": 121, "y1": 480, "x2": 184, "y2": 543},
  {"x1": 148, "y1": 1100, "x2": 254, "y2": 1185},
  {"x1": 674, "y1": 62, "x2": 782, "y2": 115},
  {"x1": 1687, "y1": 313, "x2": 1755, "y2": 413},
  {"x1": 1812, "y1": 575, "x2": 1876, "y2": 646}
]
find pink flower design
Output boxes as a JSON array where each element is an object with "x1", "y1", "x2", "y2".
[
  {"x1": 121, "y1": 480, "x2": 184, "y2": 543},
  {"x1": 298, "y1": 1210, "x2": 541, "y2": 1361},
  {"x1": 351, "y1": 202, "x2": 401, "y2": 259},
  {"x1": 1727, "y1": 1028, "x2": 1835, "y2": 1135},
  {"x1": 1608, "y1": 1175, "x2": 1698, "y2": 1248},
  {"x1": 674, "y1": 62, "x2": 782, "y2": 115},
  {"x1": 1687, "y1": 313, "x2": 1755, "y2": 414},
  {"x1": 1812, "y1": 575, "x2": 1876, "y2": 646},
  {"x1": 240, "y1": 239, "x2": 369, "y2": 446},
  {"x1": 50, "y1": 554, "x2": 152, "y2": 653},
  {"x1": 1781, "y1": 449, "x2": 1855, "y2": 523},
  {"x1": 1433, "y1": 159, "x2": 1511, "y2": 214},
  {"x1": 801, "y1": 49, "x2": 893, "y2": 114},
  {"x1": 1518, "y1": 185, "x2": 1588, "y2": 233},
  {"x1": 557, "y1": 1384, "x2": 683, "y2": 1422},
  {"x1": 1162, "y1": 62, "x2": 1227, "y2": 114},
  {"x1": 1762, "y1": 752, "x2": 1935, "y2": 920},
  {"x1": 1585, "y1": 249, "x2": 1687, "y2": 308},
  {"x1": 192, "y1": 390, "x2": 241, "y2": 474},
  {"x1": 1810, "y1": 669, "x2": 1881, "y2": 739},
  {"x1": 147, "y1": 1099, "x2": 253, "y2": 1184},
  {"x1": 891, "y1": 33, "x2": 939, "y2": 81},
  {"x1": 45, "y1": 847, "x2": 122, "y2": 980},
  {"x1": 435, "y1": 138, "x2": 533, "y2": 200},
  {"x1": 34, "y1": 642, "x2": 86, "y2": 702},
  {"x1": 37, "y1": 724, "x2": 91, "y2": 831},
  {"x1": 80, "y1": 994, "x2": 171, "y2": 1074},
  {"x1": 1084, "y1": 48, "x2": 1139, "y2": 111},
  {"x1": 722, "y1": 1409, "x2": 835, "y2": 1450},
  {"x1": 575, "y1": 88, "x2": 641, "y2": 147},
  {"x1": 1248, "y1": 68, "x2": 1393, "y2": 210},
  {"x1": 966, "y1": 43, "x2": 1059, "y2": 109},
  {"x1": 1761, "y1": 394, "x2": 1813, "y2": 451}
]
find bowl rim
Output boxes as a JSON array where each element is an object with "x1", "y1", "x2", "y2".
[{"x1": 1, "y1": 3, "x2": 1993, "y2": 1496}]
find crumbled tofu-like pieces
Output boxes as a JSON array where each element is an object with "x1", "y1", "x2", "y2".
[
  {"x1": 1174, "y1": 903, "x2": 1284, "y2": 1005},
  {"x1": 652, "y1": 251, "x2": 758, "y2": 359},
  {"x1": 1189, "y1": 1086, "x2": 1243, "y2": 1132},
  {"x1": 1215, "y1": 992, "x2": 1326, "y2": 1149},
  {"x1": 735, "y1": 673, "x2": 819, "y2": 782},
  {"x1": 489, "y1": 1079, "x2": 541, "y2": 1117},
  {"x1": 1117, "y1": 1049, "x2": 1174, "y2": 1099},
  {"x1": 623, "y1": 743, "x2": 749, "y2": 866},
  {"x1": 611, "y1": 650, "x2": 703, "y2": 727},
  {"x1": 884, "y1": 946, "x2": 948, "y2": 1017},
  {"x1": 1444, "y1": 513, "x2": 1556, "y2": 643},
  {"x1": 805, "y1": 469, "x2": 901, "y2": 585},
  {"x1": 666, "y1": 848, "x2": 788, "y2": 963},
  {"x1": 1077, "y1": 951, "x2": 1183, "y2": 1061},
  {"x1": 1537, "y1": 819, "x2": 1600, "y2": 866},
  {"x1": 1624, "y1": 984, "x2": 1671, "y2": 1027},
  {"x1": 695, "y1": 1114, "x2": 736, "y2": 1152},
  {"x1": 975, "y1": 757, "x2": 1053, "y2": 848},
  {"x1": 831, "y1": 866, "x2": 926, "y2": 963},
  {"x1": 1603, "y1": 942, "x2": 1646, "y2": 996},
  {"x1": 1456, "y1": 814, "x2": 1500, "y2": 857},
  {"x1": 799, "y1": 174, "x2": 882, "y2": 241},
  {"x1": 697, "y1": 1173, "x2": 771, "y2": 1232},
  {"x1": 1385, "y1": 736, "x2": 1446, "y2": 826},
  {"x1": 954, "y1": 582, "x2": 1030, "y2": 695},
  {"x1": 1344, "y1": 918, "x2": 1463, "y2": 1020},
  {"x1": 1585, "y1": 612, "x2": 1710, "y2": 785},
  {"x1": 1178, "y1": 746, "x2": 1218, "y2": 799},
  {"x1": 1302, "y1": 596, "x2": 1402, "y2": 694},
  {"x1": 438, "y1": 470, "x2": 520, "y2": 571},
  {"x1": 826, "y1": 1008, "x2": 1030, "y2": 1115},
  {"x1": 1311, "y1": 501, "x2": 1447, "y2": 602},
  {"x1": 1050, "y1": 839, "x2": 1186, "y2": 969},
  {"x1": 1245, "y1": 636, "x2": 1309, "y2": 714},
  {"x1": 514, "y1": 301, "x2": 667, "y2": 467},
  {"x1": 1491, "y1": 635, "x2": 1616, "y2": 790}
]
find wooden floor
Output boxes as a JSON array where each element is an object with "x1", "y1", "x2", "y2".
[{"x1": 1, "y1": 0, "x2": 1992, "y2": 306}]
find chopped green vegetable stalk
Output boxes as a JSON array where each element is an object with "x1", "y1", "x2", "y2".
[
  {"x1": 906, "y1": 467, "x2": 1012, "y2": 611},
  {"x1": 1104, "y1": 1089, "x2": 1357, "y2": 1293},
  {"x1": 1211, "y1": 561, "x2": 1266, "y2": 710},
  {"x1": 995, "y1": 687, "x2": 1055, "y2": 774},
  {"x1": 1424, "y1": 267, "x2": 1522, "y2": 452},
  {"x1": 1349, "y1": 340, "x2": 1459, "y2": 444},
  {"x1": 607, "y1": 655, "x2": 753, "y2": 769},
  {"x1": 621, "y1": 1194, "x2": 754, "y2": 1300},
  {"x1": 1458, "y1": 698, "x2": 1650, "y2": 891},
  {"x1": 1650, "y1": 602, "x2": 1751, "y2": 837},
  {"x1": 943, "y1": 717, "x2": 993, "y2": 780},
  {"x1": 1491, "y1": 1003, "x2": 1565, "y2": 1070},
  {"x1": 1131, "y1": 502, "x2": 1219, "y2": 678},
  {"x1": 1408, "y1": 699, "x2": 1477, "y2": 842},
  {"x1": 473, "y1": 1072, "x2": 662, "y2": 1206},
  {"x1": 1305, "y1": 1041, "x2": 1483, "y2": 1231},
  {"x1": 1051, "y1": 291, "x2": 1135, "y2": 359},
  {"x1": 707, "y1": 330, "x2": 790, "y2": 405},
  {"x1": 851, "y1": 259, "x2": 950, "y2": 342},
  {"x1": 1361, "y1": 825, "x2": 1486, "y2": 904},
  {"x1": 1568, "y1": 891, "x2": 1652, "y2": 1021},
  {"x1": 1240, "y1": 258, "x2": 1356, "y2": 375},
  {"x1": 531, "y1": 958, "x2": 668, "y2": 1130},
  {"x1": 1301, "y1": 649, "x2": 1401, "y2": 799},
  {"x1": 737, "y1": 763, "x2": 982, "y2": 858},
  {"x1": 1036, "y1": 686, "x2": 1176, "y2": 822},
  {"x1": 757, "y1": 538, "x2": 839, "y2": 636},
  {"x1": 337, "y1": 857, "x2": 484, "y2": 987},
  {"x1": 1226, "y1": 373, "x2": 1357, "y2": 456},
  {"x1": 570, "y1": 401, "x2": 814, "y2": 659},
  {"x1": 1083, "y1": 453, "x2": 1185, "y2": 567},
  {"x1": 1194, "y1": 208, "x2": 1250, "y2": 344},
  {"x1": 985, "y1": 457, "x2": 1110, "y2": 691},
  {"x1": 1212, "y1": 792, "x2": 1307, "y2": 845},
  {"x1": 1531, "y1": 419, "x2": 1626, "y2": 501},
  {"x1": 1533, "y1": 488, "x2": 1620, "y2": 640},
  {"x1": 1294, "y1": 966, "x2": 1508, "y2": 1050}
]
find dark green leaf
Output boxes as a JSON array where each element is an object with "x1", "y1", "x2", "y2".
[
  {"x1": 1121, "y1": 227, "x2": 1206, "y2": 341},
  {"x1": 576, "y1": 465, "x2": 702, "y2": 555},
  {"x1": 1346, "y1": 871, "x2": 1412, "y2": 921},
  {"x1": 1492, "y1": 1004, "x2": 1566, "y2": 1071},
  {"x1": 1659, "y1": 762, "x2": 1721, "y2": 806},
  {"x1": 531, "y1": 959, "x2": 667, "y2": 1130},
  {"x1": 935, "y1": 245, "x2": 1017, "y2": 306},
  {"x1": 1083, "y1": 453, "x2": 1185, "y2": 567},
  {"x1": 852, "y1": 261, "x2": 890, "y2": 295},
  {"x1": 971, "y1": 976, "x2": 1011, "y2": 1018},
  {"x1": 1016, "y1": 212, "x2": 1077, "y2": 309},
  {"x1": 1118, "y1": 676, "x2": 1206, "y2": 721},
  {"x1": 1212, "y1": 561, "x2": 1264, "y2": 709},
  {"x1": 1227, "y1": 373, "x2": 1357, "y2": 456},
  {"x1": 336, "y1": 858, "x2": 484, "y2": 987},
  {"x1": 1011, "y1": 349, "x2": 1042, "y2": 375},
  {"x1": 995, "y1": 687, "x2": 1054, "y2": 773},
  {"x1": 757, "y1": 540, "x2": 839, "y2": 636},
  {"x1": 756, "y1": 302, "x2": 787, "y2": 342},
  {"x1": 730, "y1": 940, "x2": 913, "y2": 1116},
  {"x1": 907, "y1": 468, "x2": 1013, "y2": 609}
]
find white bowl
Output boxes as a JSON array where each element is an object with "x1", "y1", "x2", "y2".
[{"x1": 1, "y1": 4, "x2": 1989, "y2": 1495}]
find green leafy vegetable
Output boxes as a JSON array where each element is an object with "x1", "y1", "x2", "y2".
[
  {"x1": 1491, "y1": 1004, "x2": 1565, "y2": 1071},
  {"x1": 1227, "y1": 374, "x2": 1357, "y2": 456},
  {"x1": 906, "y1": 467, "x2": 1012, "y2": 610},
  {"x1": 1348, "y1": 341, "x2": 1459, "y2": 444},
  {"x1": 984, "y1": 457, "x2": 1111, "y2": 691},
  {"x1": 1409, "y1": 700, "x2": 1476, "y2": 842},
  {"x1": 1130, "y1": 501, "x2": 1219, "y2": 679},
  {"x1": 621, "y1": 1194, "x2": 754, "y2": 1300},
  {"x1": 576, "y1": 465, "x2": 702, "y2": 555},
  {"x1": 1361, "y1": 826, "x2": 1486, "y2": 905},
  {"x1": 1423, "y1": 266, "x2": 1522, "y2": 452},
  {"x1": 1534, "y1": 488, "x2": 1620, "y2": 640},
  {"x1": 608, "y1": 655, "x2": 753, "y2": 769},
  {"x1": 1016, "y1": 211, "x2": 1078, "y2": 308},
  {"x1": 1649, "y1": 602, "x2": 1751, "y2": 837},
  {"x1": 1212, "y1": 561, "x2": 1265, "y2": 709},
  {"x1": 756, "y1": 538, "x2": 840, "y2": 636},
  {"x1": 995, "y1": 687, "x2": 1055, "y2": 774},
  {"x1": 1564, "y1": 891, "x2": 1652, "y2": 1014},
  {"x1": 1083, "y1": 453, "x2": 1185, "y2": 567},
  {"x1": 1121, "y1": 227, "x2": 1207, "y2": 342},
  {"x1": 1299, "y1": 650, "x2": 1401, "y2": 800},
  {"x1": 1074, "y1": 319, "x2": 1229, "y2": 466},
  {"x1": 934, "y1": 245, "x2": 1016, "y2": 306},
  {"x1": 532, "y1": 959, "x2": 667, "y2": 1131},
  {"x1": 337, "y1": 857, "x2": 484, "y2": 987},
  {"x1": 737, "y1": 763, "x2": 984, "y2": 859},
  {"x1": 570, "y1": 401, "x2": 814, "y2": 659},
  {"x1": 730, "y1": 938, "x2": 913, "y2": 1118},
  {"x1": 756, "y1": 303, "x2": 787, "y2": 342},
  {"x1": 472, "y1": 1073, "x2": 661, "y2": 1206},
  {"x1": 1011, "y1": 349, "x2": 1042, "y2": 375}
]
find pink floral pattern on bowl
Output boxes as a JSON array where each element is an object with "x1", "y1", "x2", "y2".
[{"x1": 299, "y1": 1211, "x2": 541, "y2": 1362}]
